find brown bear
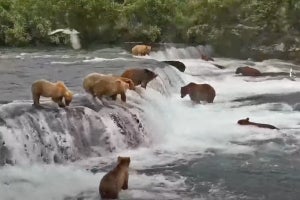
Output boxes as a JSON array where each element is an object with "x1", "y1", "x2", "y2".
[
  {"x1": 163, "y1": 61, "x2": 186, "y2": 72},
  {"x1": 121, "y1": 68, "x2": 158, "y2": 89},
  {"x1": 235, "y1": 66, "x2": 261, "y2": 76},
  {"x1": 237, "y1": 117, "x2": 279, "y2": 130},
  {"x1": 83, "y1": 73, "x2": 135, "y2": 98},
  {"x1": 99, "y1": 156, "x2": 130, "y2": 199},
  {"x1": 31, "y1": 79, "x2": 73, "y2": 107},
  {"x1": 92, "y1": 76, "x2": 130, "y2": 102},
  {"x1": 131, "y1": 45, "x2": 151, "y2": 56},
  {"x1": 180, "y1": 82, "x2": 216, "y2": 104}
]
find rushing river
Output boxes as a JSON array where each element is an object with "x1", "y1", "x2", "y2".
[{"x1": 0, "y1": 45, "x2": 300, "y2": 200}]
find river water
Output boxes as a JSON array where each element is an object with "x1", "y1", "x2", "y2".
[{"x1": 0, "y1": 45, "x2": 300, "y2": 200}]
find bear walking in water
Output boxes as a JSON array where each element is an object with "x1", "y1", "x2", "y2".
[
  {"x1": 99, "y1": 156, "x2": 130, "y2": 199},
  {"x1": 31, "y1": 79, "x2": 73, "y2": 107},
  {"x1": 237, "y1": 117, "x2": 279, "y2": 130},
  {"x1": 181, "y1": 82, "x2": 216, "y2": 104},
  {"x1": 131, "y1": 44, "x2": 151, "y2": 56},
  {"x1": 121, "y1": 68, "x2": 157, "y2": 89},
  {"x1": 235, "y1": 66, "x2": 261, "y2": 76}
]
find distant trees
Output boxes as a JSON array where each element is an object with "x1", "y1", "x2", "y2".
[{"x1": 0, "y1": 0, "x2": 300, "y2": 57}]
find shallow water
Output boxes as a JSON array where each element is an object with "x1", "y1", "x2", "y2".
[{"x1": 0, "y1": 45, "x2": 300, "y2": 200}]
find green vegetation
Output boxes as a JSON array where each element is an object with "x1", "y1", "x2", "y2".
[{"x1": 1, "y1": 0, "x2": 300, "y2": 57}]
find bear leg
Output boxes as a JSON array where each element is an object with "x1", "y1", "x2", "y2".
[
  {"x1": 122, "y1": 172, "x2": 129, "y2": 190},
  {"x1": 111, "y1": 94, "x2": 117, "y2": 101},
  {"x1": 32, "y1": 93, "x2": 40, "y2": 105},
  {"x1": 96, "y1": 94, "x2": 103, "y2": 101},
  {"x1": 141, "y1": 81, "x2": 148, "y2": 89},
  {"x1": 120, "y1": 92, "x2": 126, "y2": 102}
]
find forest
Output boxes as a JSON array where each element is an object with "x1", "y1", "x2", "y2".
[{"x1": 1, "y1": 0, "x2": 300, "y2": 57}]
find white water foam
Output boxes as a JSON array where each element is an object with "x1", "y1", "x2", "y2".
[
  {"x1": 1, "y1": 47, "x2": 300, "y2": 199},
  {"x1": 0, "y1": 164, "x2": 187, "y2": 200}
]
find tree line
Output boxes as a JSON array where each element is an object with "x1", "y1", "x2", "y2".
[{"x1": 1, "y1": 0, "x2": 300, "y2": 57}]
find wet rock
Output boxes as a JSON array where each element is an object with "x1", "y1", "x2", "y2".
[{"x1": 0, "y1": 95, "x2": 147, "y2": 165}]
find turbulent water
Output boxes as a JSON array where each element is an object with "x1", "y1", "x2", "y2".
[{"x1": 1, "y1": 45, "x2": 300, "y2": 200}]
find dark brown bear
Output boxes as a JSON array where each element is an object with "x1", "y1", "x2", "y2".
[
  {"x1": 163, "y1": 61, "x2": 186, "y2": 72},
  {"x1": 181, "y1": 82, "x2": 216, "y2": 104},
  {"x1": 237, "y1": 117, "x2": 279, "y2": 130},
  {"x1": 235, "y1": 66, "x2": 262, "y2": 76},
  {"x1": 121, "y1": 68, "x2": 158, "y2": 89},
  {"x1": 99, "y1": 156, "x2": 130, "y2": 199}
]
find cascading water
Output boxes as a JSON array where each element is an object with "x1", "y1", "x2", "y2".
[{"x1": 1, "y1": 46, "x2": 300, "y2": 200}]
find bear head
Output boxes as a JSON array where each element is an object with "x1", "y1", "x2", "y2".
[
  {"x1": 146, "y1": 45, "x2": 151, "y2": 53},
  {"x1": 120, "y1": 77, "x2": 135, "y2": 90},
  {"x1": 180, "y1": 82, "x2": 196, "y2": 98},
  {"x1": 64, "y1": 91, "x2": 73, "y2": 106},
  {"x1": 117, "y1": 156, "x2": 131, "y2": 167},
  {"x1": 237, "y1": 117, "x2": 250, "y2": 125},
  {"x1": 116, "y1": 80, "x2": 129, "y2": 91},
  {"x1": 144, "y1": 69, "x2": 158, "y2": 81},
  {"x1": 235, "y1": 67, "x2": 243, "y2": 74}
]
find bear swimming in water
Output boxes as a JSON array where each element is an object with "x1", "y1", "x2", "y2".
[
  {"x1": 235, "y1": 66, "x2": 261, "y2": 77},
  {"x1": 237, "y1": 117, "x2": 279, "y2": 129}
]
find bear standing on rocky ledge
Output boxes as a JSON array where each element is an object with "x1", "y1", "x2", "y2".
[
  {"x1": 99, "y1": 156, "x2": 130, "y2": 199},
  {"x1": 121, "y1": 68, "x2": 158, "y2": 89},
  {"x1": 131, "y1": 44, "x2": 151, "y2": 56},
  {"x1": 31, "y1": 79, "x2": 73, "y2": 107},
  {"x1": 83, "y1": 73, "x2": 135, "y2": 98}
]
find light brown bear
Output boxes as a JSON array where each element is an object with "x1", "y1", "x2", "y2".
[
  {"x1": 83, "y1": 73, "x2": 107, "y2": 96},
  {"x1": 235, "y1": 66, "x2": 261, "y2": 76},
  {"x1": 181, "y1": 82, "x2": 216, "y2": 104},
  {"x1": 237, "y1": 117, "x2": 279, "y2": 130},
  {"x1": 131, "y1": 45, "x2": 151, "y2": 56},
  {"x1": 99, "y1": 156, "x2": 130, "y2": 199},
  {"x1": 31, "y1": 79, "x2": 73, "y2": 107},
  {"x1": 92, "y1": 76, "x2": 130, "y2": 102},
  {"x1": 121, "y1": 68, "x2": 158, "y2": 89},
  {"x1": 83, "y1": 73, "x2": 135, "y2": 98}
]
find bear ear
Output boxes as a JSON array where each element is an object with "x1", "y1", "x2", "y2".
[
  {"x1": 117, "y1": 156, "x2": 122, "y2": 162},
  {"x1": 246, "y1": 117, "x2": 249, "y2": 121}
]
